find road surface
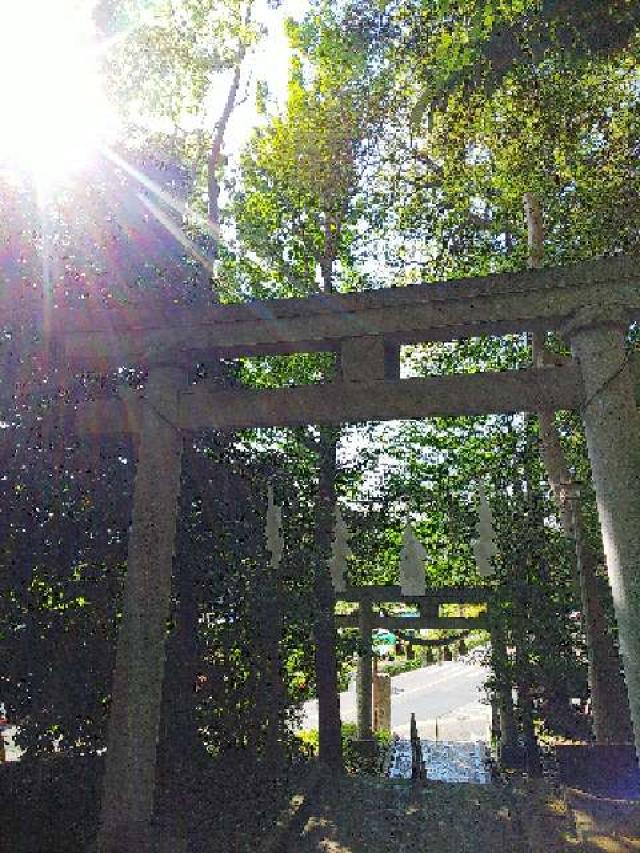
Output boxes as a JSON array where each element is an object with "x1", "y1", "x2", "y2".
[{"x1": 299, "y1": 659, "x2": 491, "y2": 741}]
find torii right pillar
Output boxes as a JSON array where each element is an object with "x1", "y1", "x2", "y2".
[{"x1": 565, "y1": 306, "x2": 640, "y2": 760}]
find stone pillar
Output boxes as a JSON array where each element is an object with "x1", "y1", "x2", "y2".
[
  {"x1": 356, "y1": 600, "x2": 373, "y2": 741},
  {"x1": 98, "y1": 366, "x2": 187, "y2": 850},
  {"x1": 372, "y1": 655, "x2": 379, "y2": 723},
  {"x1": 566, "y1": 307, "x2": 640, "y2": 759},
  {"x1": 374, "y1": 673, "x2": 391, "y2": 732}
]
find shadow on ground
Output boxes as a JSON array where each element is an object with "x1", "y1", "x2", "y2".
[
  {"x1": 2, "y1": 756, "x2": 639, "y2": 852},
  {"x1": 295, "y1": 775, "x2": 526, "y2": 852},
  {"x1": 0, "y1": 751, "x2": 297, "y2": 853},
  {"x1": 294, "y1": 774, "x2": 640, "y2": 853}
]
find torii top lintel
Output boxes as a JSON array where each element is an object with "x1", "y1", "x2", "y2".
[{"x1": 58, "y1": 255, "x2": 639, "y2": 370}]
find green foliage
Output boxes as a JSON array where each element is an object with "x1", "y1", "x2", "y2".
[
  {"x1": 225, "y1": 1, "x2": 389, "y2": 298},
  {"x1": 101, "y1": 0, "x2": 261, "y2": 142},
  {"x1": 383, "y1": 655, "x2": 430, "y2": 678},
  {"x1": 399, "y1": 0, "x2": 640, "y2": 116},
  {"x1": 297, "y1": 723, "x2": 392, "y2": 774}
]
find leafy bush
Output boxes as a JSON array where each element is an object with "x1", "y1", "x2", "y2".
[{"x1": 297, "y1": 723, "x2": 392, "y2": 775}]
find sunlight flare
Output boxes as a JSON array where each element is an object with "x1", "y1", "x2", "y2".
[{"x1": 0, "y1": 1, "x2": 116, "y2": 184}]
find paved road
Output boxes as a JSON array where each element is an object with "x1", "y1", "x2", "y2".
[{"x1": 299, "y1": 660, "x2": 491, "y2": 741}]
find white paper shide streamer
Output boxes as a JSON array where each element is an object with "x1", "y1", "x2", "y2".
[
  {"x1": 266, "y1": 485, "x2": 284, "y2": 573},
  {"x1": 399, "y1": 523, "x2": 426, "y2": 596},
  {"x1": 472, "y1": 484, "x2": 497, "y2": 578},
  {"x1": 329, "y1": 507, "x2": 351, "y2": 592}
]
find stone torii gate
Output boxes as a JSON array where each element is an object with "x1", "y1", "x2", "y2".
[
  {"x1": 56, "y1": 255, "x2": 640, "y2": 847},
  {"x1": 335, "y1": 585, "x2": 489, "y2": 741}
]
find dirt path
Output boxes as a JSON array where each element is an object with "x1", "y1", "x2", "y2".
[
  {"x1": 292, "y1": 772, "x2": 640, "y2": 853},
  {"x1": 294, "y1": 775, "x2": 527, "y2": 853}
]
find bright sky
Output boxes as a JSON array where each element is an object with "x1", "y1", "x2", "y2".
[
  {"x1": 217, "y1": 0, "x2": 308, "y2": 155},
  {"x1": 0, "y1": 0, "x2": 307, "y2": 185},
  {"x1": 0, "y1": 0, "x2": 116, "y2": 184}
]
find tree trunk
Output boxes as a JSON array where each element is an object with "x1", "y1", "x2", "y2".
[
  {"x1": 511, "y1": 463, "x2": 543, "y2": 777},
  {"x1": 257, "y1": 532, "x2": 287, "y2": 772},
  {"x1": 207, "y1": 61, "x2": 243, "y2": 241},
  {"x1": 572, "y1": 507, "x2": 634, "y2": 742},
  {"x1": 154, "y1": 6, "x2": 254, "y2": 780},
  {"x1": 512, "y1": 578, "x2": 542, "y2": 777},
  {"x1": 312, "y1": 429, "x2": 343, "y2": 769},
  {"x1": 307, "y1": 207, "x2": 344, "y2": 768},
  {"x1": 489, "y1": 613, "x2": 517, "y2": 751},
  {"x1": 206, "y1": 3, "x2": 251, "y2": 257},
  {"x1": 356, "y1": 600, "x2": 373, "y2": 741}
]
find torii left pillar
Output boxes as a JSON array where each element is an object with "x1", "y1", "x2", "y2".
[{"x1": 98, "y1": 365, "x2": 187, "y2": 853}]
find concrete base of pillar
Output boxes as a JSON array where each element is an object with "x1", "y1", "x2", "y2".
[{"x1": 97, "y1": 822, "x2": 187, "y2": 853}]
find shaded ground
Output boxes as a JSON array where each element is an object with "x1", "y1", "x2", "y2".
[
  {"x1": 0, "y1": 752, "x2": 296, "y2": 853},
  {"x1": 293, "y1": 774, "x2": 640, "y2": 853},
  {"x1": 295, "y1": 775, "x2": 527, "y2": 852},
  {"x1": 562, "y1": 787, "x2": 640, "y2": 851},
  {"x1": 2, "y1": 754, "x2": 639, "y2": 852}
]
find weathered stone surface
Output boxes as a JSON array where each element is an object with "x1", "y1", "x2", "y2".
[
  {"x1": 374, "y1": 673, "x2": 391, "y2": 732},
  {"x1": 98, "y1": 367, "x2": 187, "y2": 842},
  {"x1": 75, "y1": 364, "x2": 584, "y2": 435},
  {"x1": 399, "y1": 524, "x2": 427, "y2": 597},
  {"x1": 59, "y1": 255, "x2": 639, "y2": 367},
  {"x1": 356, "y1": 601, "x2": 374, "y2": 740},
  {"x1": 567, "y1": 312, "x2": 640, "y2": 761}
]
